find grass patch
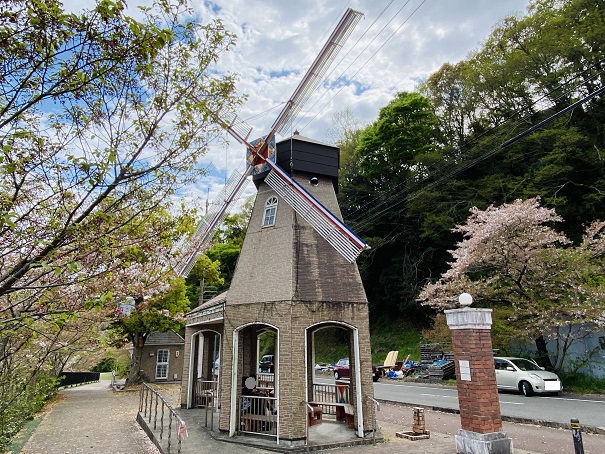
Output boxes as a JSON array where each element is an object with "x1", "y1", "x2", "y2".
[
  {"x1": 559, "y1": 372, "x2": 605, "y2": 394},
  {"x1": 314, "y1": 328, "x2": 349, "y2": 364},
  {"x1": 369, "y1": 320, "x2": 422, "y2": 364}
]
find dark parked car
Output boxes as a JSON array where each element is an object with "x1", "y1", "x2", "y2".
[
  {"x1": 333, "y1": 358, "x2": 380, "y2": 382},
  {"x1": 258, "y1": 354, "x2": 275, "y2": 373}
]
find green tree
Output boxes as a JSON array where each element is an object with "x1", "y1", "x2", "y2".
[
  {"x1": 111, "y1": 278, "x2": 190, "y2": 385},
  {"x1": 355, "y1": 92, "x2": 438, "y2": 191},
  {"x1": 340, "y1": 93, "x2": 440, "y2": 323},
  {"x1": 328, "y1": 109, "x2": 368, "y2": 218},
  {"x1": 186, "y1": 254, "x2": 224, "y2": 307},
  {"x1": 1, "y1": 0, "x2": 240, "y2": 322},
  {"x1": 199, "y1": 197, "x2": 253, "y2": 292}
]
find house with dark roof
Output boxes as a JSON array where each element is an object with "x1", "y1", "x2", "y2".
[{"x1": 137, "y1": 330, "x2": 185, "y2": 383}]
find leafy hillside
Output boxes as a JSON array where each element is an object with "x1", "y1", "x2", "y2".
[{"x1": 314, "y1": 320, "x2": 422, "y2": 365}]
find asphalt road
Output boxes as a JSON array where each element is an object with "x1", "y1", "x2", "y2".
[
  {"x1": 373, "y1": 380, "x2": 605, "y2": 430},
  {"x1": 315, "y1": 375, "x2": 605, "y2": 430}
]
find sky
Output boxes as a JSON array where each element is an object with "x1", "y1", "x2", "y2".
[
  {"x1": 190, "y1": 0, "x2": 531, "y2": 210},
  {"x1": 70, "y1": 0, "x2": 532, "y2": 212}
]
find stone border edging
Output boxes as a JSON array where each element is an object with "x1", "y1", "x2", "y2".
[{"x1": 377, "y1": 399, "x2": 605, "y2": 435}]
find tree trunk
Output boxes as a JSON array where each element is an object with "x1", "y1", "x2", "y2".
[
  {"x1": 534, "y1": 335, "x2": 553, "y2": 370},
  {"x1": 126, "y1": 334, "x2": 146, "y2": 386},
  {"x1": 199, "y1": 277, "x2": 204, "y2": 306}
]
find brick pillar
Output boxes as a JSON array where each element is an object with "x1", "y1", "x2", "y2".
[{"x1": 445, "y1": 307, "x2": 513, "y2": 454}]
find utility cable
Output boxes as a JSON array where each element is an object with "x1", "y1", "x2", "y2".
[
  {"x1": 344, "y1": 63, "x2": 605, "y2": 226},
  {"x1": 297, "y1": 0, "x2": 428, "y2": 133},
  {"x1": 349, "y1": 82, "x2": 605, "y2": 233},
  {"x1": 299, "y1": 0, "x2": 399, "y2": 116}
]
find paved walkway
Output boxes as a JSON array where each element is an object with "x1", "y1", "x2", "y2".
[
  {"x1": 18, "y1": 380, "x2": 158, "y2": 454},
  {"x1": 13, "y1": 379, "x2": 604, "y2": 454}
]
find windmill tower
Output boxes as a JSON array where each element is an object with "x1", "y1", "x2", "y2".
[{"x1": 180, "y1": 9, "x2": 376, "y2": 448}]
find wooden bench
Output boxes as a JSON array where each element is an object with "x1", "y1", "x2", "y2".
[
  {"x1": 240, "y1": 413, "x2": 277, "y2": 433},
  {"x1": 343, "y1": 404, "x2": 354, "y2": 429},
  {"x1": 307, "y1": 405, "x2": 323, "y2": 426},
  {"x1": 309, "y1": 402, "x2": 354, "y2": 428}
]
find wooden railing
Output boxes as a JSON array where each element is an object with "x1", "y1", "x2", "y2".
[
  {"x1": 310, "y1": 382, "x2": 350, "y2": 416},
  {"x1": 256, "y1": 372, "x2": 274, "y2": 389}
]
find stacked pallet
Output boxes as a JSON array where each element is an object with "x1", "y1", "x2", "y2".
[
  {"x1": 420, "y1": 343, "x2": 443, "y2": 366},
  {"x1": 428, "y1": 359, "x2": 456, "y2": 381}
]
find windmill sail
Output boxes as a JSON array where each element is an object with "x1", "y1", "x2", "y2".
[
  {"x1": 264, "y1": 165, "x2": 368, "y2": 263},
  {"x1": 178, "y1": 8, "x2": 365, "y2": 275},
  {"x1": 270, "y1": 8, "x2": 363, "y2": 139},
  {"x1": 177, "y1": 168, "x2": 251, "y2": 276}
]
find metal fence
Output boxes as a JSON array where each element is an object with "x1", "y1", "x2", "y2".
[
  {"x1": 59, "y1": 372, "x2": 100, "y2": 387},
  {"x1": 139, "y1": 383, "x2": 187, "y2": 453},
  {"x1": 239, "y1": 394, "x2": 278, "y2": 436},
  {"x1": 193, "y1": 379, "x2": 218, "y2": 429}
]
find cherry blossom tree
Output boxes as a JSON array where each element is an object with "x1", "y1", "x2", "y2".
[
  {"x1": 418, "y1": 197, "x2": 605, "y2": 370},
  {"x1": 110, "y1": 277, "x2": 190, "y2": 386},
  {"x1": 0, "y1": 0, "x2": 241, "y2": 440}
]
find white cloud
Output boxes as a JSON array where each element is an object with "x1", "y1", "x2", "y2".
[
  {"x1": 61, "y1": 0, "x2": 531, "y2": 214},
  {"x1": 194, "y1": 0, "x2": 530, "y2": 212}
]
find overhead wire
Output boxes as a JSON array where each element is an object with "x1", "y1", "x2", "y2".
[
  {"x1": 346, "y1": 60, "x2": 605, "y2": 225},
  {"x1": 297, "y1": 0, "x2": 399, "y2": 119},
  {"x1": 346, "y1": 65, "x2": 605, "y2": 233},
  {"x1": 297, "y1": 0, "x2": 428, "y2": 133},
  {"x1": 204, "y1": 0, "x2": 427, "y2": 173}
]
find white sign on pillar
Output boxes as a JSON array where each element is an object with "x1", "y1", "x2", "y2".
[{"x1": 459, "y1": 360, "x2": 471, "y2": 381}]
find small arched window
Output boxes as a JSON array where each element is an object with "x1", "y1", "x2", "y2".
[{"x1": 262, "y1": 196, "x2": 278, "y2": 227}]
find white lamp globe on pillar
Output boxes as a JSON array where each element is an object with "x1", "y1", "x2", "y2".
[{"x1": 458, "y1": 292, "x2": 473, "y2": 307}]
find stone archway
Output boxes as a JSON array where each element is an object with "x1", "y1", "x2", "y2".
[
  {"x1": 306, "y1": 322, "x2": 366, "y2": 438},
  {"x1": 186, "y1": 329, "x2": 221, "y2": 409}
]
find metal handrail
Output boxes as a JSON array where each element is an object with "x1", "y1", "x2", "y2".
[
  {"x1": 367, "y1": 396, "x2": 380, "y2": 445},
  {"x1": 140, "y1": 383, "x2": 187, "y2": 453},
  {"x1": 193, "y1": 379, "x2": 218, "y2": 430},
  {"x1": 302, "y1": 401, "x2": 314, "y2": 453}
]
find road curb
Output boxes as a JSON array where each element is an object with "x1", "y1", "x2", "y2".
[{"x1": 376, "y1": 399, "x2": 605, "y2": 436}]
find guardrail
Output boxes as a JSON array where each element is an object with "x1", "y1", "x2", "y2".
[
  {"x1": 59, "y1": 372, "x2": 100, "y2": 388},
  {"x1": 139, "y1": 383, "x2": 187, "y2": 453}
]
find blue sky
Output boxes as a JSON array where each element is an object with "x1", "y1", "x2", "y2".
[{"x1": 69, "y1": 0, "x2": 531, "y2": 213}]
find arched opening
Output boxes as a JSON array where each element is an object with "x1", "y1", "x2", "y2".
[
  {"x1": 229, "y1": 323, "x2": 279, "y2": 438},
  {"x1": 306, "y1": 322, "x2": 366, "y2": 438},
  {"x1": 188, "y1": 330, "x2": 221, "y2": 410}
]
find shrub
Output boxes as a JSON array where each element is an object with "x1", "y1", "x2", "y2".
[
  {"x1": 0, "y1": 371, "x2": 60, "y2": 450},
  {"x1": 559, "y1": 371, "x2": 605, "y2": 395}
]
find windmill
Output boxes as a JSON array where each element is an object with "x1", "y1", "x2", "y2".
[{"x1": 177, "y1": 8, "x2": 367, "y2": 276}]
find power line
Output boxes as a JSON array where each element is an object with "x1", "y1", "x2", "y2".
[
  {"x1": 344, "y1": 61, "x2": 605, "y2": 226},
  {"x1": 348, "y1": 78, "x2": 605, "y2": 234},
  {"x1": 298, "y1": 0, "x2": 428, "y2": 133}
]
